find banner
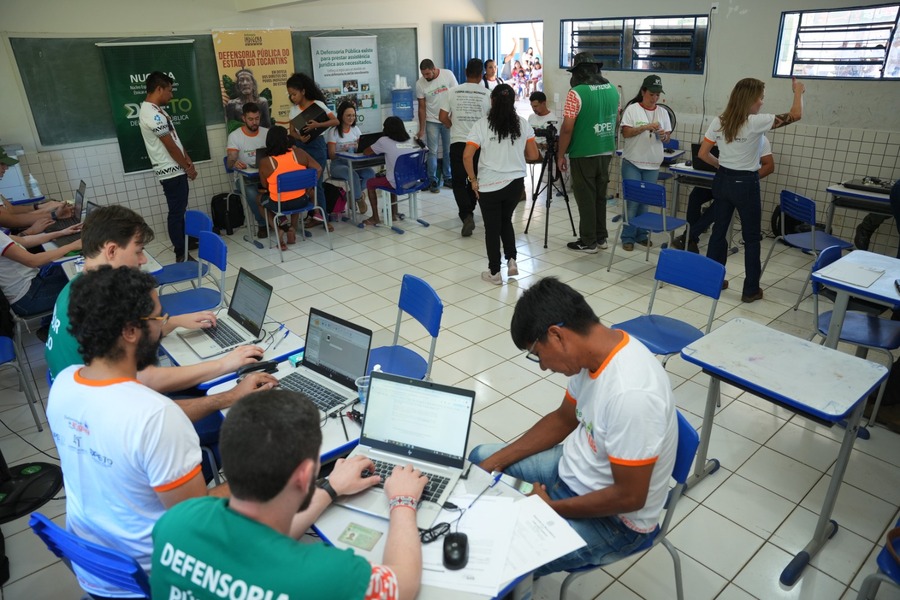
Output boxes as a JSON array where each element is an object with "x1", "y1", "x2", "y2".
[
  {"x1": 98, "y1": 40, "x2": 210, "y2": 174},
  {"x1": 311, "y1": 36, "x2": 380, "y2": 134},
  {"x1": 212, "y1": 29, "x2": 294, "y2": 133}
]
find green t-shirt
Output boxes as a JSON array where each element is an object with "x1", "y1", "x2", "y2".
[
  {"x1": 151, "y1": 497, "x2": 372, "y2": 600},
  {"x1": 568, "y1": 83, "x2": 619, "y2": 159},
  {"x1": 45, "y1": 277, "x2": 79, "y2": 380}
]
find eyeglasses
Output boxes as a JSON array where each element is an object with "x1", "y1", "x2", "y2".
[
  {"x1": 524, "y1": 322, "x2": 564, "y2": 363},
  {"x1": 140, "y1": 313, "x2": 169, "y2": 326}
]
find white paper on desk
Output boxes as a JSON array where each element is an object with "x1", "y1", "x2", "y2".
[
  {"x1": 501, "y1": 495, "x2": 587, "y2": 583},
  {"x1": 420, "y1": 494, "x2": 518, "y2": 596},
  {"x1": 816, "y1": 262, "x2": 884, "y2": 288}
]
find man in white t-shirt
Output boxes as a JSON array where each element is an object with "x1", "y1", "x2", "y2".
[
  {"x1": 528, "y1": 91, "x2": 559, "y2": 152},
  {"x1": 415, "y1": 59, "x2": 457, "y2": 192},
  {"x1": 139, "y1": 71, "x2": 196, "y2": 263},
  {"x1": 226, "y1": 102, "x2": 269, "y2": 238},
  {"x1": 439, "y1": 58, "x2": 491, "y2": 237},
  {"x1": 469, "y1": 277, "x2": 677, "y2": 576}
]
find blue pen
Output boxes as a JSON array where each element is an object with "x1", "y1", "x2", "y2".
[
  {"x1": 272, "y1": 329, "x2": 289, "y2": 351},
  {"x1": 467, "y1": 471, "x2": 503, "y2": 510},
  {"x1": 264, "y1": 324, "x2": 284, "y2": 352}
]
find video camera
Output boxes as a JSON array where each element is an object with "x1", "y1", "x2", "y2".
[{"x1": 533, "y1": 122, "x2": 558, "y2": 143}]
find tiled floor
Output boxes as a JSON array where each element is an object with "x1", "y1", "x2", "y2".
[{"x1": 2, "y1": 181, "x2": 900, "y2": 600}]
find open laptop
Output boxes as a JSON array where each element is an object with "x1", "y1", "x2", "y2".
[
  {"x1": 45, "y1": 180, "x2": 87, "y2": 234},
  {"x1": 54, "y1": 199, "x2": 102, "y2": 245},
  {"x1": 177, "y1": 268, "x2": 273, "y2": 358},
  {"x1": 276, "y1": 308, "x2": 373, "y2": 416},
  {"x1": 690, "y1": 142, "x2": 719, "y2": 172},
  {"x1": 356, "y1": 132, "x2": 383, "y2": 154},
  {"x1": 337, "y1": 371, "x2": 476, "y2": 528}
]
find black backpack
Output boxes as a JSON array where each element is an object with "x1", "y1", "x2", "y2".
[{"x1": 210, "y1": 193, "x2": 245, "y2": 235}]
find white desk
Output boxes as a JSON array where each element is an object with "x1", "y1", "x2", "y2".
[
  {"x1": 680, "y1": 318, "x2": 887, "y2": 586},
  {"x1": 59, "y1": 252, "x2": 163, "y2": 279},
  {"x1": 824, "y1": 184, "x2": 891, "y2": 234},
  {"x1": 334, "y1": 152, "x2": 385, "y2": 224}
]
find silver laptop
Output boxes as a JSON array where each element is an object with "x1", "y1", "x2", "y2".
[
  {"x1": 45, "y1": 180, "x2": 87, "y2": 234},
  {"x1": 177, "y1": 268, "x2": 273, "y2": 358},
  {"x1": 276, "y1": 308, "x2": 373, "y2": 416},
  {"x1": 337, "y1": 371, "x2": 476, "y2": 528}
]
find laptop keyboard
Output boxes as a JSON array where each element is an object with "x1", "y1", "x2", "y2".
[
  {"x1": 203, "y1": 321, "x2": 244, "y2": 348},
  {"x1": 54, "y1": 231, "x2": 81, "y2": 245},
  {"x1": 278, "y1": 372, "x2": 348, "y2": 413},
  {"x1": 362, "y1": 459, "x2": 450, "y2": 504}
]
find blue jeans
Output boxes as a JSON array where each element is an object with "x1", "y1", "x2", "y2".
[
  {"x1": 295, "y1": 137, "x2": 327, "y2": 219},
  {"x1": 426, "y1": 121, "x2": 451, "y2": 184},
  {"x1": 160, "y1": 174, "x2": 189, "y2": 256},
  {"x1": 620, "y1": 160, "x2": 658, "y2": 244},
  {"x1": 329, "y1": 162, "x2": 376, "y2": 202},
  {"x1": 468, "y1": 443, "x2": 654, "y2": 576},
  {"x1": 236, "y1": 177, "x2": 265, "y2": 227},
  {"x1": 708, "y1": 168, "x2": 762, "y2": 296},
  {"x1": 11, "y1": 263, "x2": 68, "y2": 317}
]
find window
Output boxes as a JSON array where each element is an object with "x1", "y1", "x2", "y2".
[
  {"x1": 560, "y1": 15, "x2": 708, "y2": 73},
  {"x1": 774, "y1": 4, "x2": 900, "y2": 79}
]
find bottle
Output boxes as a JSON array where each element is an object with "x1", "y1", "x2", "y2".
[{"x1": 27, "y1": 173, "x2": 41, "y2": 198}]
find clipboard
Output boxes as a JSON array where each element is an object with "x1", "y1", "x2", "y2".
[{"x1": 290, "y1": 103, "x2": 329, "y2": 142}]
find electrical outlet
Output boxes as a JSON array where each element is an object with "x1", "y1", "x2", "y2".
[{"x1": 711, "y1": 2, "x2": 719, "y2": 11}]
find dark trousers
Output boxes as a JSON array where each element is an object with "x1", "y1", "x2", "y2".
[
  {"x1": 160, "y1": 174, "x2": 189, "y2": 257},
  {"x1": 570, "y1": 155, "x2": 611, "y2": 245},
  {"x1": 450, "y1": 143, "x2": 478, "y2": 222},
  {"x1": 707, "y1": 169, "x2": 762, "y2": 296},
  {"x1": 478, "y1": 179, "x2": 523, "y2": 274},
  {"x1": 686, "y1": 187, "x2": 715, "y2": 242},
  {"x1": 10, "y1": 264, "x2": 68, "y2": 317}
]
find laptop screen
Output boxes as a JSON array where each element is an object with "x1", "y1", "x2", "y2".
[
  {"x1": 73, "y1": 180, "x2": 87, "y2": 218},
  {"x1": 303, "y1": 308, "x2": 372, "y2": 387},
  {"x1": 227, "y1": 268, "x2": 273, "y2": 336},
  {"x1": 361, "y1": 372, "x2": 475, "y2": 467}
]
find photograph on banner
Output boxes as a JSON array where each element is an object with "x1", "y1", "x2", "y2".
[
  {"x1": 311, "y1": 36, "x2": 380, "y2": 134},
  {"x1": 212, "y1": 29, "x2": 294, "y2": 132},
  {"x1": 97, "y1": 40, "x2": 210, "y2": 174}
]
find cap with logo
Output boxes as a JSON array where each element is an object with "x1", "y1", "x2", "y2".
[
  {"x1": 567, "y1": 52, "x2": 603, "y2": 73},
  {"x1": 0, "y1": 147, "x2": 19, "y2": 166},
  {"x1": 642, "y1": 75, "x2": 665, "y2": 93}
]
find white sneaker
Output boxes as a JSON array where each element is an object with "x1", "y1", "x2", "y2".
[
  {"x1": 507, "y1": 258, "x2": 519, "y2": 276},
  {"x1": 598, "y1": 239, "x2": 609, "y2": 250},
  {"x1": 481, "y1": 271, "x2": 502, "y2": 285}
]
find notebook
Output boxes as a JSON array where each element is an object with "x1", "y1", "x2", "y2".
[
  {"x1": 44, "y1": 180, "x2": 87, "y2": 234},
  {"x1": 337, "y1": 371, "x2": 476, "y2": 528},
  {"x1": 275, "y1": 308, "x2": 373, "y2": 416},
  {"x1": 53, "y1": 200, "x2": 102, "y2": 245},
  {"x1": 290, "y1": 103, "x2": 329, "y2": 142},
  {"x1": 177, "y1": 268, "x2": 273, "y2": 358},
  {"x1": 690, "y1": 143, "x2": 719, "y2": 172},
  {"x1": 356, "y1": 133, "x2": 383, "y2": 154}
]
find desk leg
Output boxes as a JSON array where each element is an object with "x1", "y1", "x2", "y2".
[
  {"x1": 780, "y1": 399, "x2": 864, "y2": 586},
  {"x1": 823, "y1": 291, "x2": 850, "y2": 349},
  {"x1": 237, "y1": 177, "x2": 264, "y2": 250},
  {"x1": 343, "y1": 158, "x2": 360, "y2": 225},
  {"x1": 686, "y1": 376, "x2": 721, "y2": 488},
  {"x1": 825, "y1": 197, "x2": 836, "y2": 234}
]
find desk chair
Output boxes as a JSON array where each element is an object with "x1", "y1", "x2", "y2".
[
  {"x1": 10, "y1": 309, "x2": 52, "y2": 431},
  {"x1": 559, "y1": 410, "x2": 699, "y2": 600},
  {"x1": 612, "y1": 249, "x2": 725, "y2": 367},
  {"x1": 607, "y1": 180, "x2": 688, "y2": 271},
  {"x1": 264, "y1": 168, "x2": 331, "y2": 263},
  {"x1": 368, "y1": 274, "x2": 443, "y2": 380},
  {"x1": 761, "y1": 190, "x2": 853, "y2": 310},
  {"x1": 153, "y1": 210, "x2": 212, "y2": 291},
  {"x1": 370, "y1": 150, "x2": 430, "y2": 234},
  {"x1": 158, "y1": 231, "x2": 227, "y2": 316},
  {"x1": 656, "y1": 138, "x2": 680, "y2": 183},
  {"x1": 810, "y1": 245, "x2": 900, "y2": 429},
  {"x1": 856, "y1": 518, "x2": 900, "y2": 599},
  {"x1": 0, "y1": 335, "x2": 42, "y2": 431},
  {"x1": 29, "y1": 513, "x2": 151, "y2": 599}
]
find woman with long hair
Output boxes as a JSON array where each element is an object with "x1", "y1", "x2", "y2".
[
  {"x1": 464, "y1": 84, "x2": 540, "y2": 284},
  {"x1": 362, "y1": 116, "x2": 423, "y2": 227},
  {"x1": 699, "y1": 76, "x2": 805, "y2": 302},
  {"x1": 327, "y1": 101, "x2": 376, "y2": 215},
  {"x1": 618, "y1": 74, "x2": 672, "y2": 251}
]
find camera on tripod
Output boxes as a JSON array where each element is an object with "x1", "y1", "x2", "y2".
[{"x1": 533, "y1": 123, "x2": 559, "y2": 151}]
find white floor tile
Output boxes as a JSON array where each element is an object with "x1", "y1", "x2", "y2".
[
  {"x1": 736, "y1": 447, "x2": 823, "y2": 504},
  {"x1": 733, "y1": 542, "x2": 846, "y2": 600},
  {"x1": 667, "y1": 505, "x2": 765, "y2": 579}
]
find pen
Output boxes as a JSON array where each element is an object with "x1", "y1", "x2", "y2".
[
  {"x1": 467, "y1": 471, "x2": 504, "y2": 510},
  {"x1": 264, "y1": 324, "x2": 285, "y2": 352},
  {"x1": 273, "y1": 329, "x2": 289, "y2": 351},
  {"x1": 339, "y1": 411, "x2": 349, "y2": 441}
]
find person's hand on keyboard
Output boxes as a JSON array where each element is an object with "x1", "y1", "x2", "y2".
[
  {"x1": 21, "y1": 216, "x2": 54, "y2": 236},
  {"x1": 228, "y1": 371, "x2": 278, "y2": 406},
  {"x1": 217, "y1": 344, "x2": 265, "y2": 373},
  {"x1": 168, "y1": 310, "x2": 219, "y2": 332},
  {"x1": 327, "y1": 455, "x2": 383, "y2": 497},
  {"x1": 384, "y1": 464, "x2": 428, "y2": 505},
  {"x1": 54, "y1": 202, "x2": 75, "y2": 220}
]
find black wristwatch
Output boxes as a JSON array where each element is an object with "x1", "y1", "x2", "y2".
[{"x1": 316, "y1": 477, "x2": 338, "y2": 502}]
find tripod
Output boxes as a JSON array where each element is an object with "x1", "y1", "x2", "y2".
[{"x1": 525, "y1": 133, "x2": 576, "y2": 248}]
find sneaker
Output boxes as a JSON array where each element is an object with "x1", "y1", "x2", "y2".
[
  {"x1": 622, "y1": 243, "x2": 634, "y2": 252},
  {"x1": 175, "y1": 253, "x2": 196, "y2": 264},
  {"x1": 481, "y1": 271, "x2": 502, "y2": 285},
  {"x1": 429, "y1": 181, "x2": 440, "y2": 194},
  {"x1": 688, "y1": 240, "x2": 700, "y2": 254},
  {"x1": 567, "y1": 240, "x2": 599, "y2": 254},
  {"x1": 461, "y1": 216, "x2": 475, "y2": 237},
  {"x1": 443, "y1": 180, "x2": 453, "y2": 189},
  {"x1": 672, "y1": 234, "x2": 686, "y2": 250},
  {"x1": 721, "y1": 280, "x2": 729, "y2": 290},
  {"x1": 597, "y1": 239, "x2": 609, "y2": 250},
  {"x1": 636, "y1": 239, "x2": 653, "y2": 248},
  {"x1": 507, "y1": 258, "x2": 519, "y2": 276},
  {"x1": 741, "y1": 289, "x2": 764, "y2": 303}
]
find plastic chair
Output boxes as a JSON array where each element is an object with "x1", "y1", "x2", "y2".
[
  {"x1": 559, "y1": 410, "x2": 699, "y2": 600},
  {"x1": 264, "y1": 168, "x2": 332, "y2": 263},
  {"x1": 159, "y1": 231, "x2": 227, "y2": 316},
  {"x1": 10, "y1": 308, "x2": 52, "y2": 431},
  {"x1": 657, "y1": 138, "x2": 680, "y2": 182},
  {"x1": 370, "y1": 150, "x2": 431, "y2": 234},
  {"x1": 612, "y1": 249, "x2": 726, "y2": 367},
  {"x1": 809, "y1": 245, "x2": 900, "y2": 429},
  {"x1": 761, "y1": 190, "x2": 853, "y2": 310},
  {"x1": 0, "y1": 335, "x2": 43, "y2": 430},
  {"x1": 153, "y1": 210, "x2": 212, "y2": 290},
  {"x1": 29, "y1": 512, "x2": 151, "y2": 599},
  {"x1": 856, "y1": 517, "x2": 900, "y2": 599},
  {"x1": 368, "y1": 274, "x2": 443, "y2": 380},
  {"x1": 607, "y1": 180, "x2": 689, "y2": 271}
]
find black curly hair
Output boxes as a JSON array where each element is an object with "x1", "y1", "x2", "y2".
[
  {"x1": 487, "y1": 84, "x2": 521, "y2": 142},
  {"x1": 286, "y1": 72, "x2": 326, "y2": 103}
]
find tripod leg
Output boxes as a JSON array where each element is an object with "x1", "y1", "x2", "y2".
[
  {"x1": 525, "y1": 157, "x2": 550, "y2": 234},
  {"x1": 553, "y1": 171, "x2": 577, "y2": 236}
]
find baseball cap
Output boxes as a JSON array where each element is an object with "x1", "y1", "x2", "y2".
[
  {"x1": 567, "y1": 52, "x2": 603, "y2": 72},
  {"x1": 0, "y1": 147, "x2": 18, "y2": 166},
  {"x1": 643, "y1": 75, "x2": 665, "y2": 93}
]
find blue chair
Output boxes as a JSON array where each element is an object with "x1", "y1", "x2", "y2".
[
  {"x1": 856, "y1": 518, "x2": 900, "y2": 599},
  {"x1": 761, "y1": 190, "x2": 853, "y2": 310},
  {"x1": 657, "y1": 138, "x2": 680, "y2": 182},
  {"x1": 159, "y1": 231, "x2": 227, "y2": 316},
  {"x1": 29, "y1": 513, "x2": 151, "y2": 599},
  {"x1": 0, "y1": 335, "x2": 43, "y2": 430},
  {"x1": 810, "y1": 245, "x2": 900, "y2": 429},
  {"x1": 607, "y1": 180, "x2": 688, "y2": 271},
  {"x1": 370, "y1": 150, "x2": 431, "y2": 234},
  {"x1": 264, "y1": 168, "x2": 331, "y2": 263},
  {"x1": 560, "y1": 410, "x2": 699, "y2": 600},
  {"x1": 612, "y1": 249, "x2": 725, "y2": 367},
  {"x1": 368, "y1": 274, "x2": 443, "y2": 380},
  {"x1": 153, "y1": 210, "x2": 212, "y2": 290}
]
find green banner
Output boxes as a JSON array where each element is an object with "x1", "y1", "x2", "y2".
[{"x1": 98, "y1": 40, "x2": 210, "y2": 174}]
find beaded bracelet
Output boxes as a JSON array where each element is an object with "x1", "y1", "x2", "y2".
[{"x1": 388, "y1": 495, "x2": 418, "y2": 512}]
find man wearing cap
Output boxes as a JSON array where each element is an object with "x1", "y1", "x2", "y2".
[
  {"x1": 0, "y1": 148, "x2": 76, "y2": 232},
  {"x1": 556, "y1": 53, "x2": 620, "y2": 254}
]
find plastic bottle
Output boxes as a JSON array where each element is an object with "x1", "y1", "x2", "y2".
[{"x1": 27, "y1": 173, "x2": 41, "y2": 198}]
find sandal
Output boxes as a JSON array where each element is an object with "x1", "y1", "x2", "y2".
[
  {"x1": 286, "y1": 228, "x2": 297, "y2": 244},
  {"x1": 357, "y1": 197, "x2": 368, "y2": 214},
  {"x1": 362, "y1": 217, "x2": 380, "y2": 227}
]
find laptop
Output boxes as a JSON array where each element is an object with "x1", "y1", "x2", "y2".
[
  {"x1": 45, "y1": 180, "x2": 87, "y2": 234},
  {"x1": 690, "y1": 142, "x2": 719, "y2": 172},
  {"x1": 177, "y1": 268, "x2": 273, "y2": 358},
  {"x1": 275, "y1": 308, "x2": 373, "y2": 416},
  {"x1": 54, "y1": 200, "x2": 102, "y2": 245},
  {"x1": 356, "y1": 132, "x2": 383, "y2": 154},
  {"x1": 336, "y1": 371, "x2": 476, "y2": 528}
]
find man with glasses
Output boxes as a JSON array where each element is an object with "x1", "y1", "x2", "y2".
[{"x1": 468, "y1": 277, "x2": 678, "y2": 575}]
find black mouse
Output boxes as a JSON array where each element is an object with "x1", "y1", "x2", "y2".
[
  {"x1": 685, "y1": 160, "x2": 692, "y2": 166},
  {"x1": 442, "y1": 532, "x2": 468, "y2": 570}
]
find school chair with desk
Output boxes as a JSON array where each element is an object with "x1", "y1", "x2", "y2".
[
  {"x1": 370, "y1": 150, "x2": 431, "y2": 234},
  {"x1": 153, "y1": 210, "x2": 212, "y2": 291},
  {"x1": 264, "y1": 168, "x2": 332, "y2": 262}
]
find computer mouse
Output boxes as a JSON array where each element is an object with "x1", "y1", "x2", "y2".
[
  {"x1": 685, "y1": 160, "x2": 692, "y2": 166},
  {"x1": 442, "y1": 532, "x2": 468, "y2": 570}
]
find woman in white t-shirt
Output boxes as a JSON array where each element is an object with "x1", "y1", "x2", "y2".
[
  {"x1": 699, "y1": 76, "x2": 805, "y2": 303},
  {"x1": 363, "y1": 117, "x2": 425, "y2": 227},
  {"x1": 327, "y1": 102, "x2": 376, "y2": 215},
  {"x1": 464, "y1": 84, "x2": 540, "y2": 285}
]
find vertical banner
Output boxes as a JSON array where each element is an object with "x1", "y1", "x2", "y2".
[
  {"x1": 97, "y1": 40, "x2": 210, "y2": 174},
  {"x1": 212, "y1": 29, "x2": 294, "y2": 132},
  {"x1": 310, "y1": 36, "x2": 380, "y2": 134}
]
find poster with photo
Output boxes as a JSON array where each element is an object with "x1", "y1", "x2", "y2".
[{"x1": 310, "y1": 36, "x2": 380, "y2": 134}]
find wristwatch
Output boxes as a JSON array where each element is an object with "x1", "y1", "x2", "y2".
[{"x1": 316, "y1": 477, "x2": 338, "y2": 502}]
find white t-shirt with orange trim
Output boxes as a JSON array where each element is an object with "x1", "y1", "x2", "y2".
[
  {"x1": 227, "y1": 125, "x2": 269, "y2": 168},
  {"x1": 47, "y1": 365, "x2": 201, "y2": 597},
  {"x1": 558, "y1": 333, "x2": 677, "y2": 533},
  {"x1": 466, "y1": 116, "x2": 535, "y2": 193}
]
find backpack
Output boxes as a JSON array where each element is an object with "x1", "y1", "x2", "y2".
[
  {"x1": 770, "y1": 206, "x2": 813, "y2": 236},
  {"x1": 323, "y1": 182, "x2": 348, "y2": 215},
  {"x1": 210, "y1": 193, "x2": 245, "y2": 235}
]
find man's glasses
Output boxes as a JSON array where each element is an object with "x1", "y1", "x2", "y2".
[
  {"x1": 524, "y1": 322, "x2": 564, "y2": 362},
  {"x1": 140, "y1": 313, "x2": 169, "y2": 326}
]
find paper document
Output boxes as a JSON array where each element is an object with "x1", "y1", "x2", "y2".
[{"x1": 816, "y1": 262, "x2": 885, "y2": 288}]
